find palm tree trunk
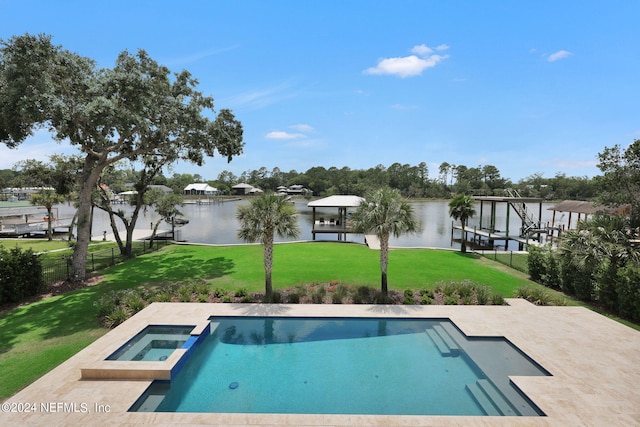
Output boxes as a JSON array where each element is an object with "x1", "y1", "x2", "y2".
[
  {"x1": 263, "y1": 235, "x2": 274, "y2": 297},
  {"x1": 380, "y1": 233, "x2": 389, "y2": 295}
]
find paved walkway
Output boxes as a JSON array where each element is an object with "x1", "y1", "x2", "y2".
[
  {"x1": 364, "y1": 233, "x2": 380, "y2": 249},
  {"x1": 93, "y1": 229, "x2": 170, "y2": 242}
]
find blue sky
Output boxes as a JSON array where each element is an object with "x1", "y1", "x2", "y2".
[{"x1": 1, "y1": 0, "x2": 639, "y2": 182}]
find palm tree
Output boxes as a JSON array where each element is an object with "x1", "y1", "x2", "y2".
[
  {"x1": 30, "y1": 189, "x2": 66, "y2": 241},
  {"x1": 448, "y1": 194, "x2": 476, "y2": 253},
  {"x1": 351, "y1": 187, "x2": 418, "y2": 295},
  {"x1": 237, "y1": 192, "x2": 300, "y2": 299}
]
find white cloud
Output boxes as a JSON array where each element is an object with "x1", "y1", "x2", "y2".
[
  {"x1": 547, "y1": 50, "x2": 573, "y2": 62},
  {"x1": 411, "y1": 44, "x2": 433, "y2": 56},
  {"x1": 265, "y1": 131, "x2": 306, "y2": 140},
  {"x1": 364, "y1": 44, "x2": 449, "y2": 78},
  {"x1": 435, "y1": 44, "x2": 450, "y2": 51},
  {"x1": 290, "y1": 124, "x2": 314, "y2": 132}
]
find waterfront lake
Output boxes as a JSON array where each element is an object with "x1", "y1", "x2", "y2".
[{"x1": 55, "y1": 199, "x2": 568, "y2": 250}]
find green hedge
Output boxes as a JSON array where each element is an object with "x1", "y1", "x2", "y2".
[
  {"x1": 0, "y1": 247, "x2": 44, "y2": 304},
  {"x1": 528, "y1": 243, "x2": 640, "y2": 322}
]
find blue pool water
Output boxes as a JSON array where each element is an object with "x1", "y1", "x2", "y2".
[
  {"x1": 131, "y1": 317, "x2": 550, "y2": 416},
  {"x1": 107, "y1": 325, "x2": 194, "y2": 361}
]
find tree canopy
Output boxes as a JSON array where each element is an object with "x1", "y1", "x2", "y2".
[
  {"x1": 596, "y1": 139, "x2": 640, "y2": 223},
  {"x1": 0, "y1": 33, "x2": 244, "y2": 280}
]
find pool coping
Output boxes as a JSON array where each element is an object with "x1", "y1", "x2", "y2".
[
  {"x1": 1, "y1": 301, "x2": 639, "y2": 426},
  {"x1": 80, "y1": 320, "x2": 211, "y2": 381}
]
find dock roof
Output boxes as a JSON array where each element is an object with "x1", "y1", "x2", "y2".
[
  {"x1": 307, "y1": 195, "x2": 364, "y2": 208},
  {"x1": 548, "y1": 200, "x2": 629, "y2": 215}
]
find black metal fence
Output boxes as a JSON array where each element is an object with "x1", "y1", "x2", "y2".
[
  {"x1": 474, "y1": 249, "x2": 529, "y2": 274},
  {"x1": 41, "y1": 240, "x2": 170, "y2": 284}
]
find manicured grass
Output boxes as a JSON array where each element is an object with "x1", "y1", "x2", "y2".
[
  {"x1": 483, "y1": 252, "x2": 529, "y2": 274},
  {"x1": 100, "y1": 242, "x2": 536, "y2": 295},
  {"x1": 0, "y1": 238, "x2": 71, "y2": 253},
  {"x1": 0, "y1": 242, "x2": 602, "y2": 399}
]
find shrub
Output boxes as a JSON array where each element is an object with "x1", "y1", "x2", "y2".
[
  {"x1": 528, "y1": 244, "x2": 561, "y2": 288},
  {"x1": 457, "y1": 282, "x2": 473, "y2": 298},
  {"x1": 177, "y1": 286, "x2": 192, "y2": 302},
  {"x1": 335, "y1": 284, "x2": 349, "y2": 300},
  {"x1": 515, "y1": 286, "x2": 551, "y2": 306},
  {"x1": 373, "y1": 291, "x2": 392, "y2": 304},
  {"x1": 444, "y1": 295, "x2": 458, "y2": 305},
  {"x1": 616, "y1": 264, "x2": 640, "y2": 322},
  {"x1": 403, "y1": 289, "x2": 415, "y2": 305},
  {"x1": 122, "y1": 290, "x2": 146, "y2": 313},
  {"x1": 94, "y1": 293, "x2": 118, "y2": 318},
  {"x1": 266, "y1": 290, "x2": 282, "y2": 303},
  {"x1": 104, "y1": 305, "x2": 130, "y2": 328},
  {"x1": 312, "y1": 286, "x2": 326, "y2": 304},
  {"x1": 154, "y1": 292, "x2": 172, "y2": 302},
  {"x1": 0, "y1": 247, "x2": 44, "y2": 304},
  {"x1": 475, "y1": 286, "x2": 491, "y2": 305},
  {"x1": 490, "y1": 293, "x2": 505, "y2": 305},
  {"x1": 356, "y1": 285, "x2": 371, "y2": 300},
  {"x1": 527, "y1": 245, "x2": 546, "y2": 282}
]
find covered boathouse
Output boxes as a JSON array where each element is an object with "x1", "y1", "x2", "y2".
[
  {"x1": 307, "y1": 195, "x2": 364, "y2": 242},
  {"x1": 452, "y1": 194, "x2": 545, "y2": 250}
]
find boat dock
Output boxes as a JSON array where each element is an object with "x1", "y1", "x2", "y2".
[
  {"x1": 452, "y1": 224, "x2": 542, "y2": 250},
  {"x1": 0, "y1": 218, "x2": 73, "y2": 238},
  {"x1": 96, "y1": 229, "x2": 172, "y2": 242}
]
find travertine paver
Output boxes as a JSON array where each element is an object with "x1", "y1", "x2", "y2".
[{"x1": 1, "y1": 301, "x2": 639, "y2": 426}]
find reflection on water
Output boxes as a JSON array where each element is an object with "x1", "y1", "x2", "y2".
[{"x1": 53, "y1": 199, "x2": 568, "y2": 250}]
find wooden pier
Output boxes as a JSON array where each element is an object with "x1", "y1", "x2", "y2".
[
  {"x1": 452, "y1": 193, "x2": 545, "y2": 251},
  {"x1": 452, "y1": 224, "x2": 542, "y2": 250},
  {"x1": 0, "y1": 218, "x2": 73, "y2": 238}
]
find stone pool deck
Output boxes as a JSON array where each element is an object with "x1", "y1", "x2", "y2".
[{"x1": 1, "y1": 300, "x2": 639, "y2": 426}]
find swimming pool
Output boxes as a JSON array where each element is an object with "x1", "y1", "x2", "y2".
[{"x1": 130, "y1": 317, "x2": 550, "y2": 416}]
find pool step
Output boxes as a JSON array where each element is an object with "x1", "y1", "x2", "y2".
[
  {"x1": 425, "y1": 325, "x2": 460, "y2": 357},
  {"x1": 466, "y1": 379, "x2": 520, "y2": 416},
  {"x1": 432, "y1": 324, "x2": 460, "y2": 356},
  {"x1": 465, "y1": 382, "x2": 500, "y2": 416}
]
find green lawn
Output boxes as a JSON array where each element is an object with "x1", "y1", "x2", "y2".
[
  {"x1": 0, "y1": 242, "x2": 591, "y2": 400},
  {"x1": 101, "y1": 242, "x2": 536, "y2": 294},
  {"x1": 0, "y1": 238, "x2": 71, "y2": 253}
]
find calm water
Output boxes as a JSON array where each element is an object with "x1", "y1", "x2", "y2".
[
  {"x1": 54, "y1": 199, "x2": 567, "y2": 250},
  {"x1": 134, "y1": 317, "x2": 547, "y2": 415}
]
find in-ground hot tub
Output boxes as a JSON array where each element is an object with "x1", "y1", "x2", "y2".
[{"x1": 107, "y1": 325, "x2": 196, "y2": 361}]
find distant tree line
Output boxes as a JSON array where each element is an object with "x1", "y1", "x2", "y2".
[{"x1": 1, "y1": 160, "x2": 600, "y2": 201}]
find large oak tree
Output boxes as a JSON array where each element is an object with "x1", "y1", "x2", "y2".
[{"x1": 0, "y1": 34, "x2": 243, "y2": 280}]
